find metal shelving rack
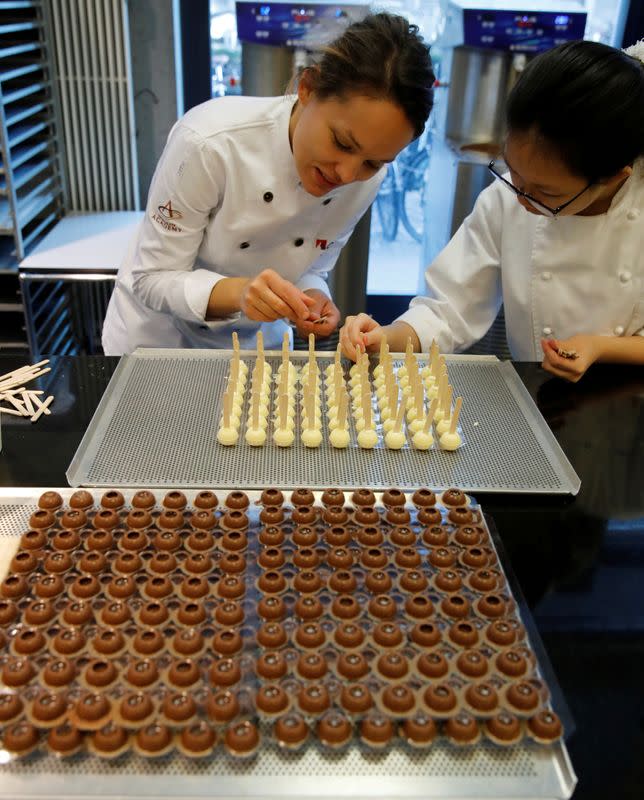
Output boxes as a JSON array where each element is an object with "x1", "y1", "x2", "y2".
[{"x1": 0, "y1": 0, "x2": 65, "y2": 266}]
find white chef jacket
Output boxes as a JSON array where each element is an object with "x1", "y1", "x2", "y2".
[
  {"x1": 102, "y1": 95, "x2": 384, "y2": 354},
  {"x1": 399, "y1": 157, "x2": 644, "y2": 360}
]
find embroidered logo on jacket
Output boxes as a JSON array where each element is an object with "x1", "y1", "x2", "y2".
[
  {"x1": 315, "y1": 239, "x2": 334, "y2": 250},
  {"x1": 152, "y1": 199, "x2": 183, "y2": 231}
]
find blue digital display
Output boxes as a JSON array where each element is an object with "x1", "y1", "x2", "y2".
[
  {"x1": 236, "y1": 2, "x2": 369, "y2": 47},
  {"x1": 462, "y1": 8, "x2": 586, "y2": 52}
]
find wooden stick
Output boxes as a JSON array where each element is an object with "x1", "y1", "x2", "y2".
[
  {"x1": 0, "y1": 367, "x2": 51, "y2": 391},
  {"x1": 378, "y1": 334, "x2": 388, "y2": 366},
  {"x1": 31, "y1": 395, "x2": 54, "y2": 423},
  {"x1": 423, "y1": 398, "x2": 439, "y2": 434},
  {"x1": 279, "y1": 392, "x2": 288, "y2": 430},
  {"x1": 232, "y1": 331, "x2": 239, "y2": 354},
  {"x1": 415, "y1": 383, "x2": 424, "y2": 416},
  {"x1": 251, "y1": 389, "x2": 259, "y2": 430},
  {"x1": 363, "y1": 388, "x2": 372, "y2": 429},
  {"x1": 449, "y1": 397, "x2": 463, "y2": 434},
  {"x1": 2, "y1": 393, "x2": 28, "y2": 415},
  {"x1": 0, "y1": 359, "x2": 50, "y2": 384},
  {"x1": 308, "y1": 332, "x2": 315, "y2": 365},
  {"x1": 222, "y1": 387, "x2": 232, "y2": 428},
  {"x1": 20, "y1": 391, "x2": 35, "y2": 416},
  {"x1": 443, "y1": 384, "x2": 453, "y2": 416},
  {"x1": 405, "y1": 336, "x2": 413, "y2": 360},
  {"x1": 29, "y1": 393, "x2": 52, "y2": 415},
  {"x1": 0, "y1": 407, "x2": 24, "y2": 416},
  {"x1": 256, "y1": 330, "x2": 264, "y2": 360},
  {"x1": 338, "y1": 388, "x2": 348, "y2": 429},
  {"x1": 393, "y1": 391, "x2": 406, "y2": 432}
]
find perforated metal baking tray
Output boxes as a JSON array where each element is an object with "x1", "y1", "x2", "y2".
[
  {"x1": 66, "y1": 349, "x2": 580, "y2": 494},
  {"x1": 0, "y1": 488, "x2": 576, "y2": 799}
]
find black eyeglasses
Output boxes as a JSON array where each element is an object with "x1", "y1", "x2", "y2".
[{"x1": 487, "y1": 159, "x2": 593, "y2": 217}]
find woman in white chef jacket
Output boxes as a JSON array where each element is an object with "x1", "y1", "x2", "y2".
[
  {"x1": 341, "y1": 39, "x2": 644, "y2": 382},
  {"x1": 102, "y1": 13, "x2": 435, "y2": 355}
]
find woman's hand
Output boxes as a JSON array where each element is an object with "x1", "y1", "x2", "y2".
[
  {"x1": 240, "y1": 269, "x2": 316, "y2": 323},
  {"x1": 294, "y1": 290, "x2": 341, "y2": 339},
  {"x1": 339, "y1": 313, "x2": 384, "y2": 361},
  {"x1": 540, "y1": 336, "x2": 601, "y2": 382}
]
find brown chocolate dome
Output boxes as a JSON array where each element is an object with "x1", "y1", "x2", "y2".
[
  {"x1": 180, "y1": 575, "x2": 209, "y2": 599},
  {"x1": 382, "y1": 683, "x2": 415, "y2": 714},
  {"x1": 113, "y1": 551, "x2": 142, "y2": 573},
  {"x1": 215, "y1": 600, "x2": 244, "y2": 626},
  {"x1": 184, "y1": 553, "x2": 213, "y2": 574},
  {"x1": 134, "y1": 628, "x2": 165, "y2": 656},
  {"x1": 469, "y1": 568, "x2": 501, "y2": 593},
  {"x1": 29, "y1": 508, "x2": 55, "y2": 529},
  {"x1": 294, "y1": 595, "x2": 324, "y2": 620},
  {"x1": 485, "y1": 619, "x2": 519, "y2": 647},
  {"x1": 86, "y1": 528, "x2": 114, "y2": 550},
  {"x1": 213, "y1": 628, "x2": 243, "y2": 656},
  {"x1": 225, "y1": 490, "x2": 250, "y2": 510},
  {"x1": 258, "y1": 546, "x2": 286, "y2": 569},
  {"x1": 157, "y1": 510, "x2": 184, "y2": 530},
  {"x1": 331, "y1": 594, "x2": 361, "y2": 619},
  {"x1": 454, "y1": 525, "x2": 485, "y2": 546},
  {"x1": 422, "y1": 526, "x2": 449, "y2": 548},
  {"x1": 47, "y1": 722, "x2": 83, "y2": 755},
  {"x1": 260, "y1": 488, "x2": 284, "y2": 506},
  {"x1": 33, "y1": 575, "x2": 65, "y2": 599},
  {"x1": 293, "y1": 570, "x2": 324, "y2": 593},
  {"x1": 163, "y1": 692, "x2": 197, "y2": 722},
  {"x1": 135, "y1": 723, "x2": 172, "y2": 754},
  {"x1": 257, "y1": 622, "x2": 288, "y2": 649},
  {"x1": 168, "y1": 658, "x2": 201, "y2": 687},
  {"x1": 256, "y1": 651, "x2": 288, "y2": 680},
  {"x1": 44, "y1": 550, "x2": 74, "y2": 573},
  {"x1": 328, "y1": 570, "x2": 357, "y2": 593},
  {"x1": 464, "y1": 682, "x2": 499, "y2": 712},
  {"x1": 256, "y1": 684, "x2": 289, "y2": 715},
  {"x1": 354, "y1": 506, "x2": 380, "y2": 526},
  {"x1": 352, "y1": 488, "x2": 376, "y2": 506},
  {"x1": 218, "y1": 575, "x2": 245, "y2": 599},
  {"x1": 2, "y1": 657, "x2": 35, "y2": 687},
  {"x1": 2, "y1": 721, "x2": 39, "y2": 753},
  {"x1": 163, "y1": 490, "x2": 187, "y2": 509},
  {"x1": 126, "y1": 509, "x2": 153, "y2": 529},
  {"x1": 0, "y1": 692, "x2": 23, "y2": 723},
  {"x1": 259, "y1": 505, "x2": 285, "y2": 525},
  {"x1": 395, "y1": 548, "x2": 422, "y2": 569},
  {"x1": 400, "y1": 570, "x2": 428, "y2": 593},
  {"x1": 53, "y1": 627, "x2": 86, "y2": 656},
  {"x1": 274, "y1": 713, "x2": 309, "y2": 748},
  {"x1": 1, "y1": 574, "x2": 28, "y2": 600},
  {"x1": 317, "y1": 712, "x2": 352, "y2": 748},
  {"x1": 25, "y1": 599, "x2": 56, "y2": 626},
  {"x1": 442, "y1": 488, "x2": 467, "y2": 506},
  {"x1": 70, "y1": 573, "x2": 101, "y2": 599},
  {"x1": 92, "y1": 628, "x2": 126, "y2": 656},
  {"x1": 257, "y1": 595, "x2": 286, "y2": 620},
  {"x1": 506, "y1": 681, "x2": 540, "y2": 712},
  {"x1": 355, "y1": 526, "x2": 383, "y2": 546},
  {"x1": 91, "y1": 722, "x2": 129, "y2": 753},
  {"x1": 43, "y1": 657, "x2": 76, "y2": 687},
  {"x1": 390, "y1": 526, "x2": 416, "y2": 547},
  {"x1": 60, "y1": 508, "x2": 87, "y2": 529},
  {"x1": 194, "y1": 490, "x2": 218, "y2": 509},
  {"x1": 334, "y1": 622, "x2": 365, "y2": 649},
  {"x1": 476, "y1": 594, "x2": 507, "y2": 618},
  {"x1": 120, "y1": 529, "x2": 149, "y2": 551},
  {"x1": 224, "y1": 720, "x2": 259, "y2": 755},
  {"x1": 402, "y1": 713, "x2": 437, "y2": 746},
  {"x1": 76, "y1": 692, "x2": 111, "y2": 723},
  {"x1": 295, "y1": 622, "x2": 325, "y2": 649},
  {"x1": 412, "y1": 489, "x2": 436, "y2": 507},
  {"x1": 220, "y1": 530, "x2": 246, "y2": 551},
  {"x1": 290, "y1": 488, "x2": 314, "y2": 506},
  {"x1": 440, "y1": 594, "x2": 471, "y2": 619},
  {"x1": 292, "y1": 525, "x2": 318, "y2": 546},
  {"x1": 336, "y1": 652, "x2": 369, "y2": 680},
  {"x1": 404, "y1": 595, "x2": 434, "y2": 619},
  {"x1": 100, "y1": 490, "x2": 125, "y2": 509},
  {"x1": 125, "y1": 658, "x2": 159, "y2": 688},
  {"x1": 219, "y1": 552, "x2": 246, "y2": 573},
  {"x1": 485, "y1": 711, "x2": 522, "y2": 743},
  {"x1": 257, "y1": 570, "x2": 286, "y2": 594},
  {"x1": 417, "y1": 652, "x2": 449, "y2": 679},
  {"x1": 296, "y1": 652, "x2": 328, "y2": 680},
  {"x1": 20, "y1": 528, "x2": 47, "y2": 549},
  {"x1": 448, "y1": 506, "x2": 474, "y2": 525},
  {"x1": 13, "y1": 627, "x2": 46, "y2": 655},
  {"x1": 138, "y1": 600, "x2": 168, "y2": 626},
  {"x1": 321, "y1": 488, "x2": 344, "y2": 507},
  {"x1": 360, "y1": 714, "x2": 394, "y2": 747},
  {"x1": 445, "y1": 712, "x2": 480, "y2": 744},
  {"x1": 377, "y1": 651, "x2": 409, "y2": 680},
  {"x1": 456, "y1": 649, "x2": 489, "y2": 678},
  {"x1": 180, "y1": 721, "x2": 217, "y2": 754},
  {"x1": 32, "y1": 690, "x2": 68, "y2": 723},
  {"x1": 365, "y1": 570, "x2": 393, "y2": 594},
  {"x1": 0, "y1": 599, "x2": 17, "y2": 625},
  {"x1": 423, "y1": 683, "x2": 457, "y2": 713},
  {"x1": 361, "y1": 546, "x2": 388, "y2": 570},
  {"x1": 106, "y1": 575, "x2": 136, "y2": 600},
  {"x1": 131, "y1": 490, "x2": 155, "y2": 509},
  {"x1": 417, "y1": 507, "x2": 442, "y2": 527},
  {"x1": 429, "y1": 546, "x2": 457, "y2": 569},
  {"x1": 69, "y1": 489, "x2": 94, "y2": 509},
  {"x1": 120, "y1": 691, "x2": 154, "y2": 723},
  {"x1": 368, "y1": 594, "x2": 397, "y2": 619},
  {"x1": 448, "y1": 620, "x2": 480, "y2": 648},
  {"x1": 374, "y1": 621, "x2": 404, "y2": 648},
  {"x1": 154, "y1": 528, "x2": 182, "y2": 550},
  {"x1": 382, "y1": 488, "x2": 406, "y2": 506},
  {"x1": 435, "y1": 569, "x2": 463, "y2": 593},
  {"x1": 173, "y1": 628, "x2": 205, "y2": 656},
  {"x1": 209, "y1": 658, "x2": 242, "y2": 686},
  {"x1": 527, "y1": 710, "x2": 562, "y2": 741},
  {"x1": 93, "y1": 509, "x2": 119, "y2": 530},
  {"x1": 206, "y1": 690, "x2": 239, "y2": 722},
  {"x1": 323, "y1": 506, "x2": 350, "y2": 525},
  {"x1": 143, "y1": 575, "x2": 172, "y2": 600},
  {"x1": 52, "y1": 529, "x2": 81, "y2": 551},
  {"x1": 324, "y1": 525, "x2": 351, "y2": 547},
  {"x1": 340, "y1": 683, "x2": 373, "y2": 714},
  {"x1": 85, "y1": 658, "x2": 118, "y2": 688},
  {"x1": 188, "y1": 529, "x2": 217, "y2": 552},
  {"x1": 461, "y1": 547, "x2": 489, "y2": 569},
  {"x1": 259, "y1": 525, "x2": 285, "y2": 547},
  {"x1": 298, "y1": 684, "x2": 330, "y2": 714},
  {"x1": 149, "y1": 552, "x2": 177, "y2": 574},
  {"x1": 495, "y1": 649, "x2": 528, "y2": 678},
  {"x1": 386, "y1": 506, "x2": 411, "y2": 526},
  {"x1": 221, "y1": 510, "x2": 248, "y2": 530},
  {"x1": 291, "y1": 506, "x2": 317, "y2": 526}
]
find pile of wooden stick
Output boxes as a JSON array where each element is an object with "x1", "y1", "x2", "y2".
[{"x1": 0, "y1": 360, "x2": 54, "y2": 422}]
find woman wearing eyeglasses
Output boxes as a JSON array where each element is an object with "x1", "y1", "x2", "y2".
[{"x1": 341, "y1": 39, "x2": 644, "y2": 382}]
